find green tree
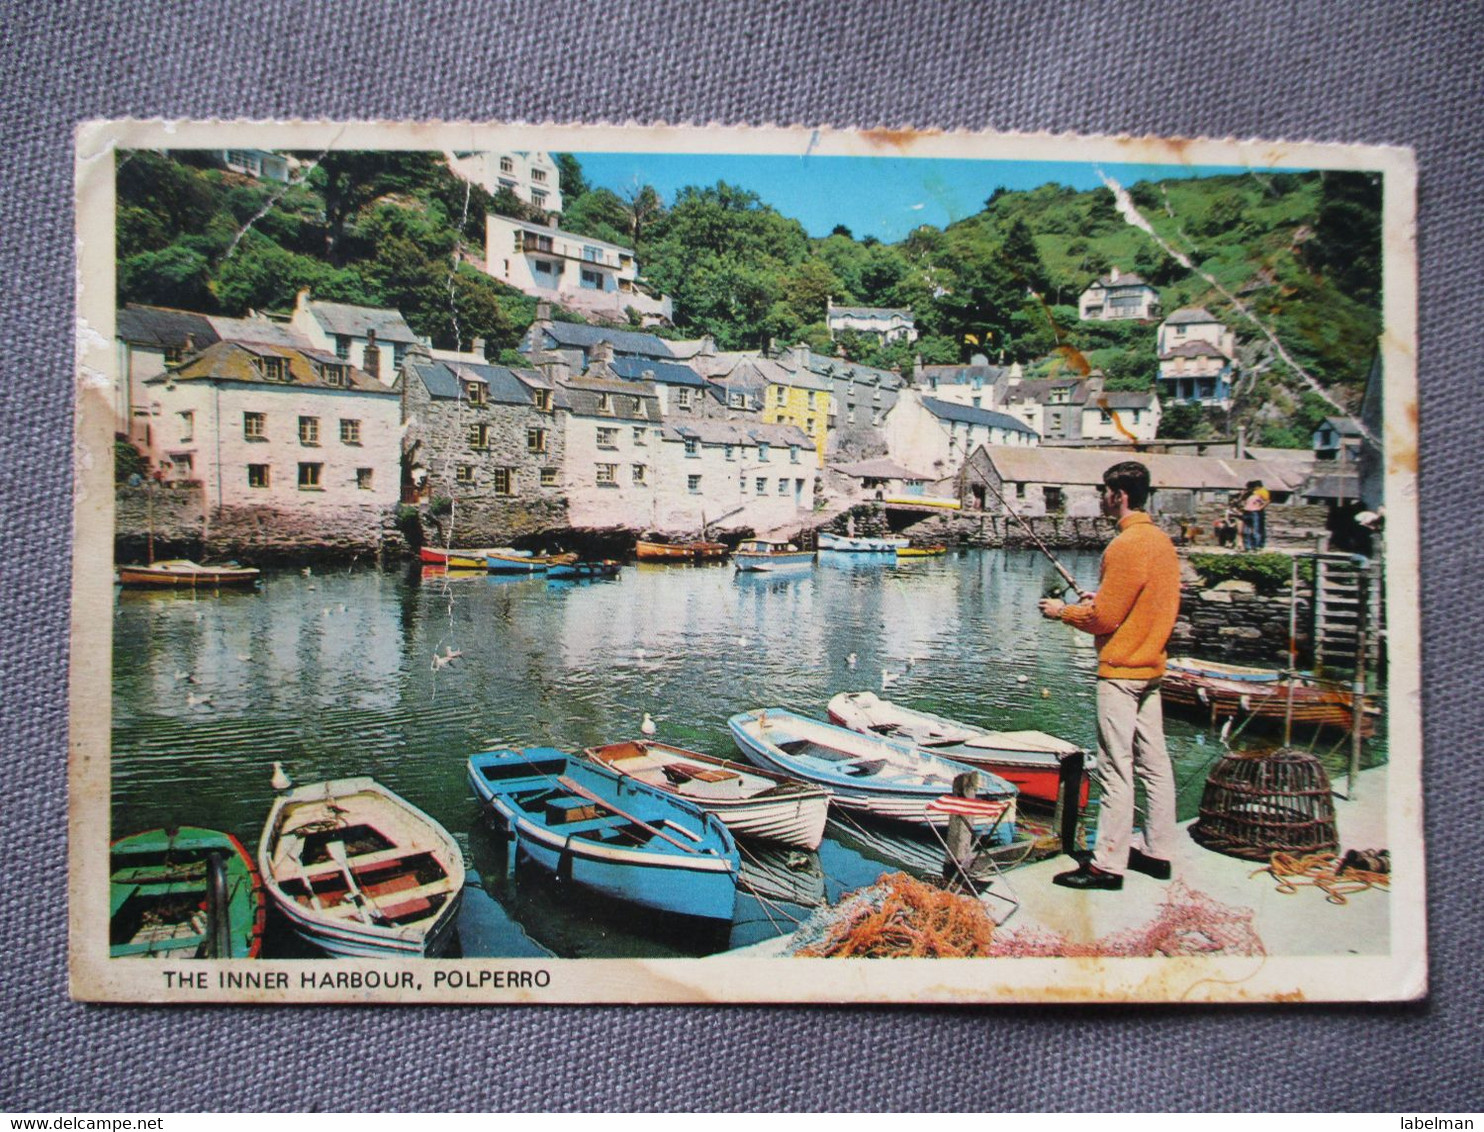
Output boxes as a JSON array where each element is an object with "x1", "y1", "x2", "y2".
[{"x1": 553, "y1": 153, "x2": 589, "y2": 201}]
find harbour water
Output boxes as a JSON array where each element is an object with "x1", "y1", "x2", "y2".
[{"x1": 110, "y1": 548, "x2": 1384, "y2": 958}]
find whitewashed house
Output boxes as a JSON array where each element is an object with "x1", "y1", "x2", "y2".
[
  {"x1": 1078, "y1": 388, "x2": 1162, "y2": 442},
  {"x1": 115, "y1": 305, "x2": 220, "y2": 446},
  {"x1": 1157, "y1": 307, "x2": 1236, "y2": 357},
  {"x1": 557, "y1": 373, "x2": 665, "y2": 529},
  {"x1": 486, "y1": 216, "x2": 671, "y2": 322},
  {"x1": 826, "y1": 299, "x2": 918, "y2": 344},
  {"x1": 881, "y1": 387, "x2": 1038, "y2": 481},
  {"x1": 654, "y1": 418, "x2": 817, "y2": 533},
  {"x1": 141, "y1": 341, "x2": 400, "y2": 535},
  {"x1": 1078, "y1": 267, "x2": 1161, "y2": 321},
  {"x1": 449, "y1": 151, "x2": 563, "y2": 213},
  {"x1": 288, "y1": 293, "x2": 420, "y2": 386}
]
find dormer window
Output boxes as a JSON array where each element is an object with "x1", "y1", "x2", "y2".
[
  {"x1": 464, "y1": 381, "x2": 486, "y2": 406},
  {"x1": 320, "y1": 362, "x2": 348, "y2": 387},
  {"x1": 758, "y1": 443, "x2": 770, "y2": 463},
  {"x1": 261, "y1": 357, "x2": 288, "y2": 382},
  {"x1": 499, "y1": 156, "x2": 514, "y2": 174},
  {"x1": 597, "y1": 393, "x2": 613, "y2": 415},
  {"x1": 532, "y1": 389, "x2": 552, "y2": 412},
  {"x1": 730, "y1": 393, "x2": 745, "y2": 409},
  {"x1": 677, "y1": 389, "x2": 692, "y2": 409},
  {"x1": 532, "y1": 168, "x2": 547, "y2": 183}
]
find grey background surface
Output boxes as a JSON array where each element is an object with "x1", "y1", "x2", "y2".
[{"x1": 3, "y1": 0, "x2": 1480, "y2": 1112}]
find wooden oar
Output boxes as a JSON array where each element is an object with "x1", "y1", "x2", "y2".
[
  {"x1": 556, "y1": 775, "x2": 705, "y2": 855},
  {"x1": 327, "y1": 840, "x2": 379, "y2": 925}
]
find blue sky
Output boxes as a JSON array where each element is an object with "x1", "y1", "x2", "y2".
[{"x1": 572, "y1": 153, "x2": 1254, "y2": 243}]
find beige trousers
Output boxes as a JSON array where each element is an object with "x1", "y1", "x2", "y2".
[{"x1": 1091, "y1": 677, "x2": 1178, "y2": 874}]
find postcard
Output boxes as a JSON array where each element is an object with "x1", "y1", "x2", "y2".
[{"x1": 71, "y1": 121, "x2": 1422, "y2": 1003}]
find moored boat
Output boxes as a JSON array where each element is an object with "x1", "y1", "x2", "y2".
[
  {"x1": 467, "y1": 747, "x2": 739, "y2": 921},
  {"x1": 635, "y1": 537, "x2": 729, "y2": 562},
  {"x1": 583, "y1": 739, "x2": 830, "y2": 850},
  {"x1": 547, "y1": 559, "x2": 622, "y2": 581},
  {"x1": 826, "y1": 691, "x2": 1089, "y2": 806},
  {"x1": 110, "y1": 826, "x2": 265, "y2": 959},
  {"x1": 485, "y1": 549, "x2": 580, "y2": 573},
  {"x1": 817, "y1": 531, "x2": 909, "y2": 553},
  {"x1": 258, "y1": 777, "x2": 465, "y2": 958},
  {"x1": 1162, "y1": 656, "x2": 1376, "y2": 735},
  {"x1": 727, "y1": 707, "x2": 1018, "y2": 836},
  {"x1": 116, "y1": 559, "x2": 260, "y2": 588},
  {"x1": 733, "y1": 539, "x2": 814, "y2": 573},
  {"x1": 896, "y1": 544, "x2": 947, "y2": 558},
  {"x1": 419, "y1": 546, "x2": 515, "y2": 569}
]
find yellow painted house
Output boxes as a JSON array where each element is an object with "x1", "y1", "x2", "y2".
[{"x1": 731, "y1": 356, "x2": 832, "y2": 464}]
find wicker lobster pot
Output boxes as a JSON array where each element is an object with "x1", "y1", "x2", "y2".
[{"x1": 1191, "y1": 747, "x2": 1338, "y2": 861}]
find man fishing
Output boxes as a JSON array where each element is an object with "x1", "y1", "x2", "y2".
[{"x1": 1037, "y1": 460, "x2": 1181, "y2": 891}]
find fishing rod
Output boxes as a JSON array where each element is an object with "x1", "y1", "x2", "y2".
[{"x1": 965, "y1": 464, "x2": 1091, "y2": 599}]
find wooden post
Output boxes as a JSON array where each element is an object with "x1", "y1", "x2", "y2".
[
  {"x1": 1284, "y1": 553, "x2": 1299, "y2": 746},
  {"x1": 1347, "y1": 568, "x2": 1370, "y2": 797},
  {"x1": 941, "y1": 770, "x2": 980, "y2": 889}
]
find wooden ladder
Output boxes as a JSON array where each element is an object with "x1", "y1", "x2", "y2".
[{"x1": 1313, "y1": 556, "x2": 1383, "y2": 667}]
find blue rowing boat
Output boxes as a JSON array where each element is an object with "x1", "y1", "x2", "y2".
[{"x1": 466, "y1": 747, "x2": 740, "y2": 921}]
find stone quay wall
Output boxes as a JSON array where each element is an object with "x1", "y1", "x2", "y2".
[{"x1": 1170, "y1": 578, "x2": 1311, "y2": 666}]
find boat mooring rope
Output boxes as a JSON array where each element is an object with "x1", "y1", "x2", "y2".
[{"x1": 1251, "y1": 850, "x2": 1390, "y2": 905}]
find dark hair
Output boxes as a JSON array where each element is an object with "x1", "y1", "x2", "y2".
[
  {"x1": 1103, "y1": 460, "x2": 1152, "y2": 509},
  {"x1": 1245, "y1": 478, "x2": 1263, "y2": 490}
]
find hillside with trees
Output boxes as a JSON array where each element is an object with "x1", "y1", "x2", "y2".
[{"x1": 116, "y1": 149, "x2": 1382, "y2": 447}]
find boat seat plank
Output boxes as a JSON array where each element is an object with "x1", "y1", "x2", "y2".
[
  {"x1": 297, "y1": 846, "x2": 428, "y2": 880},
  {"x1": 113, "y1": 934, "x2": 207, "y2": 957}
]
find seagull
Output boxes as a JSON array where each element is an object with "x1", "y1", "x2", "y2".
[
  {"x1": 1041, "y1": 688, "x2": 1051, "y2": 698},
  {"x1": 737, "y1": 636, "x2": 750, "y2": 649},
  {"x1": 846, "y1": 652, "x2": 858, "y2": 669},
  {"x1": 186, "y1": 691, "x2": 212, "y2": 709},
  {"x1": 881, "y1": 669, "x2": 901, "y2": 690},
  {"x1": 641, "y1": 712, "x2": 657, "y2": 737},
  {"x1": 271, "y1": 761, "x2": 292, "y2": 791},
  {"x1": 906, "y1": 654, "x2": 918, "y2": 671},
  {"x1": 174, "y1": 669, "x2": 197, "y2": 684},
  {"x1": 301, "y1": 566, "x2": 312, "y2": 577},
  {"x1": 236, "y1": 653, "x2": 251, "y2": 662},
  {"x1": 431, "y1": 649, "x2": 461, "y2": 671},
  {"x1": 1016, "y1": 675, "x2": 1030, "y2": 685}
]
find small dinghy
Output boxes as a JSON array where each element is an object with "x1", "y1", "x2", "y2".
[
  {"x1": 1163, "y1": 656, "x2": 1377, "y2": 735},
  {"x1": 727, "y1": 708, "x2": 1018, "y2": 837},
  {"x1": 733, "y1": 539, "x2": 814, "y2": 572},
  {"x1": 635, "y1": 537, "x2": 729, "y2": 561},
  {"x1": 110, "y1": 827, "x2": 265, "y2": 959},
  {"x1": 584, "y1": 740, "x2": 830, "y2": 850},
  {"x1": 817, "y1": 531, "x2": 909, "y2": 553},
  {"x1": 258, "y1": 778, "x2": 465, "y2": 958},
  {"x1": 116, "y1": 559, "x2": 260, "y2": 588},
  {"x1": 467, "y1": 747, "x2": 739, "y2": 921},
  {"x1": 485, "y1": 549, "x2": 579, "y2": 573},
  {"x1": 827, "y1": 691, "x2": 1089, "y2": 806},
  {"x1": 547, "y1": 559, "x2": 622, "y2": 581}
]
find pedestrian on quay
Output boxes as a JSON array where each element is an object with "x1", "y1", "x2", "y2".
[
  {"x1": 1038, "y1": 460, "x2": 1182, "y2": 891},
  {"x1": 1241, "y1": 478, "x2": 1270, "y2": 551}
]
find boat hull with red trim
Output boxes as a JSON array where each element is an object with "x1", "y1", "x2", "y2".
[
  {"x1": 1162, "y1": 657, "x2": 1377, "y2": 736},
  {"x1": 635, "y1": 538, "x2": 730, "y2": 562}
]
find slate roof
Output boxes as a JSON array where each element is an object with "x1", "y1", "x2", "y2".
[
  {"x1": 408, "y1": 360, "x2": 561, "y2": 407},
  {"x1": 662, "y1": 419, "x2": 811, "y2": 448},
  {"x1": 1002, "y1": 378, "x2": 1088, "y2": 406},
  {"x1": 206, "y1": 316, "x2": 302, "y2": 348},
  {"x1": 304, "y1": 300, "x2": 418, "y2": 343},
  {"x1": 1163, "y1": 307, "x2": 1219, "y2": 325},
  {"x1": 560, "y1": 375, "x2": 662, "y2": 422},
  {"x1": 921, "y1": 364, "x2": 1007, "y2": 385},
  {"x1": 1301, "y1": 468, "x2": 1362, "y2": 500},
  {"x1": 921, "y1": 396, "x2": 1038, "y2": 435},
  {"x1": 1160, "y1": 340, "x2": 1229, "y2": 359},
  {"x1": 1319, "y1": 415, "x2": 1363, "y2": 437},
  {"x1": 117, "y1": 305, "x2": 220, "y2": 350},
  {"x1": 1088, "y1": 271, "x2": 1152, "y2": 289},
  {"x1": 607, "y1": 356, "x2": 708, "y2": 388},
  {"x1": 532, "y1": 321, "x2": 676, "y2": 359},
  {"x1": 147, "y1": 341, "x2": 390, "y2": 393},
  {"x1": 1087, "y1": 390, "x2": 1158, "y2": 410},
  {"x1": 830, "y1": 457, "x2": 932, "y2": 481},
  {"x1": 981, "y1": 447, "x2": 1307, "y2": 492},
  {"x1": 829, "y1": 305, "x2": 913, "y2": 320}
]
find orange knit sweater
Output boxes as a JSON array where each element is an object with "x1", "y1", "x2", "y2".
[{"x1": 1058, "y1": 511, "x2": 1181, "y2": 679}]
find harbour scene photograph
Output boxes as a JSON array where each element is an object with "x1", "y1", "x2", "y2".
[{"x1": 74, "y1": 122, "x2": 1421, "y2": 1002}]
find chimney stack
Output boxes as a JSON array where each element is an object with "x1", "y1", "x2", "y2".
[
  {"x1": 363, "y1": 328, "x2": 381, "y2": 380},
  {"x1": 536, "y1": 301, "x2": 552, "y2": 324}
]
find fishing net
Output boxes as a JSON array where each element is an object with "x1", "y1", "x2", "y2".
[
  {"x1": 789, "y1": 873, "x2": 995, "y2": 958},
  {"x1": 986, "y1": 880, "x2": 1266, "y2": 958}
]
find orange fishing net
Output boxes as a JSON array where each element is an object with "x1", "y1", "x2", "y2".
[
  {"x1": 793, "y1": 873, "x2": 995, "y2": 958},
  {"x1": 987, "y1": 880, "x2": 1266, "y2": 958},
  {"x1": 1252, "y1": 850, "x2": 1390, "y2": 905}
]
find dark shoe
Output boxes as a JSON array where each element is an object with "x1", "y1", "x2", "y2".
[
  {"x1": 1053, "y1": 863, "x2": 1123, "y2": 891},
  {"x1": 1127, "y1": 848, "x2": 1172, "y2": 881}
]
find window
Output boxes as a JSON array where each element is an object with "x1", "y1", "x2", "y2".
[
  {"x1": 775, "y1": 387, "x2": 787, "y2": 406},
  {"x1": 492, "y1": 467, "x2": 514, "y2": 496},
  {"x1": 527, "y1": 428, "x2": 547, "y2": 453},
  {"x1": 597, "y1": 394, "x2": 613, "y2": 415},
  {"x1": 596, "y1": 426, "x2": 619, "y2": 448},
  {"x1": 261, "y1": 356, "x2": 288, "y2": 382},
  {"x1": 465, "y1": 381, "x2": 486, "y2": 405},
  {"x1": 532, "y1": 389, "x2": 552, "y2": 412},
  {"x1": 582, "y1": 245, "x2": 600, "y2": 261},
  {"x1": 243, "y1": 411, "x2": 266, "y2": 440},
  {"x1": 499, "y1": 156, "x2": 514, "y2": 173},
  {"x1": 539, "y1": 467, "x2": 558, "y2": 487},
  {"x1": 740, "y1": 477, "x2": 748, "y2": 494},
  {"x1": 321, "y1": 362, "x2": 348, "y2": 387},
  {"x1": 1015, "y1": 483, "x2": 1026, "y2": 499},
  {"x1": 298, "y1": 462, "x2": 322, "y2": 489},
  {"x1": 178, "y1": 411, "x2": 194, "y2": 442},
  {"x1": 247, "y1": 464, "x2": 270, "y2": 489},
  {"x1": 468, "y1": 423, "x2": 489, "y2": 449},
  {"x1": 684, "y1": 438, "x2": 699, "y2": 458},
  {"x1": 633, "y1": 427, "x2": 647, "y2": 446},
  {"x1": 729, "y1": 392, "x2": 746, "y2": 409},
  {"x1": 806, "y1": 418, "x2": 816, "y2": 435},
  {"x1": 456, "y1": 464, "x2": 475, "y2": 484},
  {"x1": 789, "y1": 445, "x2": 800, "y2": 464},
  {"x1": 340, "y1": 419, "x2": 361, "y2": 445},
  {"x1": 595, "y1": 463, "x2": 617, "y2": 486},
  {"x1": 1043, "y1": 486, "x2": 1064, "y2": 512},
  {"x1": 633, "y1": 464, "x2": 648, "y2": 485},
  {"x1": 299, "y1": 416, "x2": 319, "y2": 445},
  {"x1": 758, "y1": 443, "x2": 770, "y2": 462},
  {"x1": 532, "y1": 168, "x2": 547, "y2": 183},
  {"x1": 393, "y1": 343, "x2": 407, "y2": 368},
  {"x1": 170, "y1": 453, "x2": 193, "y2": 477},
  {"x1": 334, "y1": 335, "x2": 351, "y2": 360},
  {"x1": 775, "y1": 478, "x2": 786, "y2": 496},
  {"x1": 531, "y1": 189, "x2": 547, "y2": 207},
  {"x1": 688, "y1": 474, "x2": 702, "y2": 494},
  {"x1": 724, "y1": 444, "x2": 735, "y2": 461},
  {"x1": 755, "y1": 477, "x2": 766, "y2": 494},
  {"x1": 580, "y1": 268, "x2": 603, "y2": 290},
  {"x1": 356, "y1": 467, "x2": 374, "y2": 491},
  {"x1": 534, "y1": 259, "x2": 558, "y2": 277},
  {"x1": 806, "y1": 391, "x2": 816, "y2": 410},
  {"x1": 534, "y1": 234, "x2": 554, "y2": 252},
  {"x1": 676, "y1": 389, "x2": 691, "y2": 409}
]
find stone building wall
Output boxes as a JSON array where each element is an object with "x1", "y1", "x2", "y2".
[{"x1": 1170, "y1": 579, "x2": 1312, "y2": 666}]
